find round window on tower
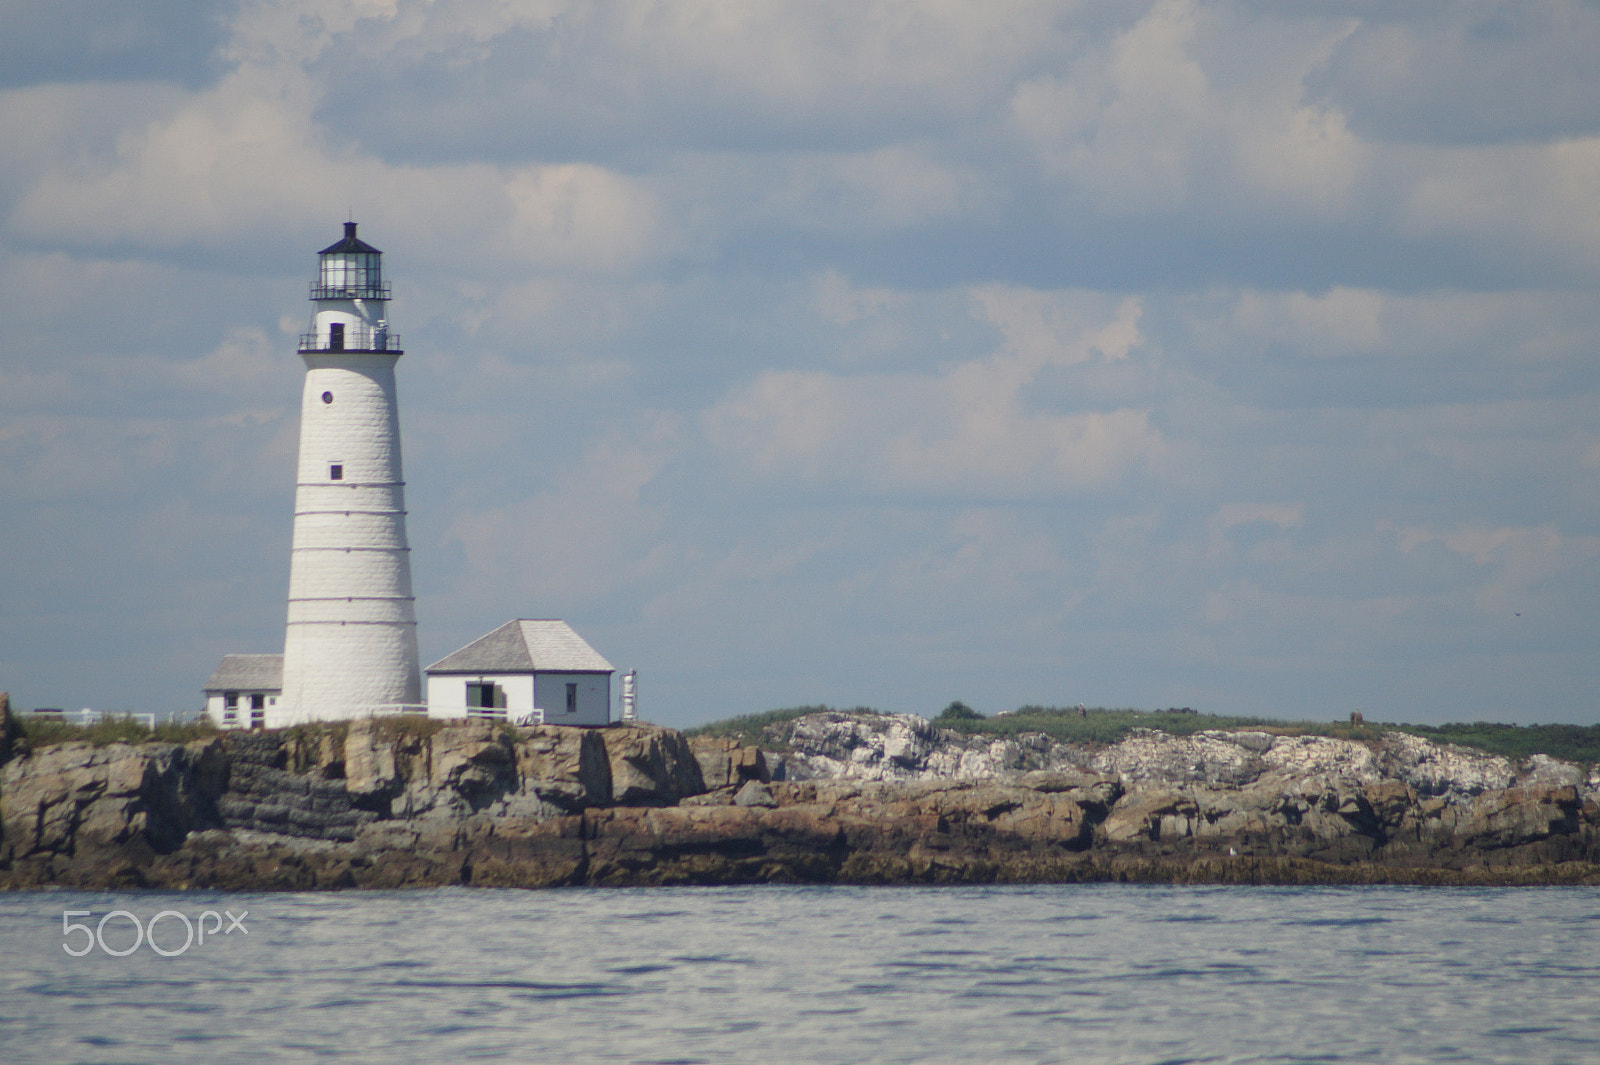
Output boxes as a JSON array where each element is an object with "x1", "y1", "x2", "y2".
[{"x1": 322, "y1": 391, "x2": 333, "y2": 404}]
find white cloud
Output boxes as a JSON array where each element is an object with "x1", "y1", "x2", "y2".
[
  {"x1": 501, "y1": 163, "x2": 664, "y2": 273},
  {"x1": 8, "y1": 73, "x2": 331, "y2": 247},
  {"x1": 166, "y1": 327, "x2": 287, "y2": 394},
  {"x1": 813, "y1": 269, "x2": 905, "y2": 327},
  {"x1": 1207, "y1": 502, "x2": 1304, "y2": 558},
  {"x1": 1184, "y1": 286, "x2": 1600, "y2": 381},
  {"x1": 658, "y1": 144, "x2": 990, "y2": 244},
  {"x1": 1214, "y1": 286, "x2": 1388, "y2": 358},
  {"x1": 1399, "y1": 137, "x2": 1600, "y2": 276},
  {"x1": 1309, "y1": 3, "x2": 1600, "y2": 145},
  {"x1": 973, "y1": 287, "x2": 1142, "y2": 368},
  {"x1": 703, "y1": 292, "x2": 1162, "y2": 496},
  {"x1": 5, "y1": 65, "x2": 666, "y2": 277},
  {"x1": 0, "y1": 82, "x2": 189, "y2": 199},
  {"x1": 1384, "y1": 521, "x2": 1600, "y2": 630},
  {"x1": 1007, "y1": 0, "x2": 1366, "y2": 217}
]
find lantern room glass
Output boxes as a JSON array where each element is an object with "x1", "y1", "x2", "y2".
[{"x1": 319, "y1": 251, "x2": 381, "y2": 296}]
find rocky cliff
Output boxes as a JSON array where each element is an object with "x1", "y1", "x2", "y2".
[
  {"x1": 768, "y1": 710, "x2": 1595, "y2": 801},
  {"x1": 2, "y1": 704, "x2": 1598, "y2": 890}
]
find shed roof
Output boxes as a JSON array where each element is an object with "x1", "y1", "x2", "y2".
[
  {"x1": 203, "y1": 654, "x2": 284, "y2": 692},
  {"x1": 426, "y1": 620, "x2": 614, "y2": 674}
]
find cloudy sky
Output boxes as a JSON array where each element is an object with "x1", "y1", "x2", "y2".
[{"x1": 3, "y1": 0, "x2": 1599, "y2": 728}]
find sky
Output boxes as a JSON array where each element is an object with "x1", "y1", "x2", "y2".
[{"x1": 3, "y1": 0, "x2": 1599, "y2": 729}]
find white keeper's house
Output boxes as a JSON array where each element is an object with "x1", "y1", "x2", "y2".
[{"x1": 425, "y1": 620, "x2": 614, "y2": 726}]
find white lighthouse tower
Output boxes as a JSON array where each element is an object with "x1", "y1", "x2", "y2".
[{"x1": 273, "y1": 222, "x2": 423, "y2": 727}]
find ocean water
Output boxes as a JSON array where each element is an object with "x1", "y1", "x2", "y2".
[{"x1": 0, "y1": 884, "x2": 1596, "y2": 1064}]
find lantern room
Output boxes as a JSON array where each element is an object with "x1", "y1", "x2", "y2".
[{"x1": 311, "y1": 221, "x2": 389, "y2": 300}]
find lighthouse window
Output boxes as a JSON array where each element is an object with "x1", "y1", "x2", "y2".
[
  {"x1": 329, "y1": 323, "x2": 345, "y2": 351},
  {"x1": 321, "y1": 391, "x2": 333, "y2": 404},
  {"x1": 330, "y1": 464, "x2": 344, "y2": 480}
]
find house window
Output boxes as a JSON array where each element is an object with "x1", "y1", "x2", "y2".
[
  {"x1": 330, "y1": 464, "x2": 343, "y2": 480},
  {"x1": 329, "y1": 322, "x2": 345, "y2": 351},
  {"x1": 566, "y1": 683, "x2": 578, "y2": 714},
  {"x1": 222, "y1": 692, "x2": 237, "y2": 724},
  {"x1": 250, "y1": 694, "x2": 265, "y2": 711},
  {"x1": 251, "y1": 706, "x2": 265, "y2": 729}
]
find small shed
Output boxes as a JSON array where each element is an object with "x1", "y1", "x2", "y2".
[
  {"x1": 425, "y1": 620, "x2": 614, "y2": 726},
  {"x1": 202, "y1": 654, "x2": 283, "y2": 729}
]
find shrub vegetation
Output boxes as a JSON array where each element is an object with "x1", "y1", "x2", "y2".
[
  {"x1": 932, "y1": 701, "x2": 983, "y2": 723},
  {"x1": 684, "y1": 705, "x2": 881, "y2": 748},
  {"x1": 17, "y1": 715, "x2": 220, "y2": 749},
  {"x1": 689, "y1": 703, "x2": 1600, "y2": 766}
]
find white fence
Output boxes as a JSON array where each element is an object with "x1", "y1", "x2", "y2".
[{"x1": 28, "y1": 709, "x2": 158, "y2": 729}]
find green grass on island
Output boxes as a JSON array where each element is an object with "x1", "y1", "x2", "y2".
[
  {"x1": 8, "y1": 703, "x2": 1598, "y2": 769},
  {"x1": 14, "y1": 715, "x2": 222, "y2": 749},
  {"x1": 686, "y1": 702, "x2": 1600, "y2": 768},
  {"x1": 7, "y1": 712, "x2": 467, "y2": 754}
]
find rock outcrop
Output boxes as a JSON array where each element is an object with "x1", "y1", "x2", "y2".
[
  {"x1": 3, "y1": 710, "x2": 1599, "y2": 890},
  {"x1": 767, "y1": 711, "x2": 1583, "y2": 804},
  {"x1": 605, "y1": 725, "x2": 706, "y2": 805},
  {"x1": 1, "y1": 738, "x2": 227, "y2": 867},
  {"x1": 776, "y1": 711, "x2": 1061, "y2": 780},
  {"x1": 0, "y1": 692, "x2": 22, "y2": 767},
  {"x1": 690, "y1": 737, "x2": 771, "y2": 791},
  {"x1": 218, "y1": 731, "x2": 376, "y2": 841}
]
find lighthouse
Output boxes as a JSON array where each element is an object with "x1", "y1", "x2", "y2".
[{"x1": 273, "y1": 222, "x2": 423, "y2": 726}]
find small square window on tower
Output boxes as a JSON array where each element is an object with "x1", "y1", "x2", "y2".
[{"x1": 330, "y1": 463, "x2": 343, "y2": 480}]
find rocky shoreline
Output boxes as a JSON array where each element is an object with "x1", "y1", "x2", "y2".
[{"x1": 3, "y1": 699, "x2": 1599, "y2": 890}]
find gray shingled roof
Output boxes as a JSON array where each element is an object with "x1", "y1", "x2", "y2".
[
  {"x1": 203, "y1": 654, "x2": 283, "y2": 692},
  {"x1": 426, "y1": 620, "x2": 613, "y2": 674}
]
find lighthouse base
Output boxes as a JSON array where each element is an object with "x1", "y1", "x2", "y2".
[{"x1": 275, "y1": 620, "x2": 423, "y2": 729}]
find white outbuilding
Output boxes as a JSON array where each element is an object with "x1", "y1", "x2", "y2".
[
  {"x1": 202, "y1": 654, "x2": 284, "y2": 729},
  {"x1": 425, "y1": 620, "x2": 614, "y2": 726}
]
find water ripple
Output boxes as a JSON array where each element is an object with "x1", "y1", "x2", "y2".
[{"x1": 2, "y1": 884, "x2": 1597, "y2": 1064}]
